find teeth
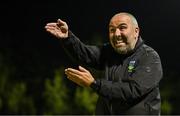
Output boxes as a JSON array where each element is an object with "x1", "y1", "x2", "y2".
[
  {"x1": 117, "y1": 40, "x2": 123, "y2": 42},
  {"x1": 115, "y1": 41, "x2": 123, "y2": 44}
]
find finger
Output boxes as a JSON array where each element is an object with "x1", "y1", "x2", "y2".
[
  {"x1": 65, "y1": 69, "x2": 80, "y2": 78},
  {"x1": 66, "y1": 68, "x2": 83, "y2": 75},
  {"x1": 45, "y1": 27, "x2": 57, "y2": 33},
  {"x1": 66, "y1": 72, "x2": 82, "y2": 81},
  {"x1": 46, "y1": 28, "x2": 55, "y2": 34},
  {"x1": 45, "y1": 24, "x2": 60, "y2": 29},
  {"x1": 66, "y1": 74, "x2": 75, "y2": 81},
  {"x1": 67, "y1": 75, "x2": 77, "y2": 84},
  {"x1": 66, "y1": 73, "x2": 82, "y2": 85},
  {"x1": 46, "y1": 28, "x2": 61, "y2": 38},
  {"x1": 79, "y1": 66, "x2": 89, "y2": 72},
  {"x1": 57, "y1": 19, "x2": 66, "y2": 26},
  {"x1": 45, "y1": 26, "x2": 56, "y2": 30},
  {"x1": 67, "y1": 75, "x2": 85, "y2": 87},
  {"x1": 46, "y1": 23, "x2": 57, "y2": 26}
]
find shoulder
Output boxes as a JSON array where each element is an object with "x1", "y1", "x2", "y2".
[
  {"x1": 141, "y1": 44, "x2": 161, "y2": 60},
  {"x1": 133, "y1": 44, "x2": 161, "y2": 68},
  {"x1": 133, "y1": 44, "x2": 162, "y2": 66}
]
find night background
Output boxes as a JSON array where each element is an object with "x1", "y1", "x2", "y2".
[{"x1": 0, "y1": 0, "x2": 180, "y2": 114}]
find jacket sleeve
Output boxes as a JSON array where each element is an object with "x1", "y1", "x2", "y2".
[
  {"x1": 61, "y1": 31, "x2": 102, "y2": 68},
  {"x1": 93, "y1": 49, "x2": 163, "y2": 102}
]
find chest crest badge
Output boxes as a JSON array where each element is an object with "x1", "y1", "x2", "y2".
[{"x1": 128, "y1": 60, "x2": 136, "y2": 73}]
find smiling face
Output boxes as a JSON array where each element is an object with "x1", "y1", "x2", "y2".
[{"x1": 109, "y1": 13, "x2": 139, "y2": 54}]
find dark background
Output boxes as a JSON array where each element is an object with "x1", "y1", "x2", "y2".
[
  {"x1": 0, "y1": 0, "x2": 180, "y2": 114},
  {"x1": 1, "y1": 0, "x2": 180, "y2": 70}
]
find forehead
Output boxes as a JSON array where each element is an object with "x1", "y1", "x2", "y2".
[{"x1": 109, "y1": 14, "x2": 131, "y2": 27}]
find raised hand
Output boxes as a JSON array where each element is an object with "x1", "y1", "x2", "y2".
[
  {"x1": 65, "y1": 66, "x2": 95, "y2": 87},
  {"x1": 45, "y1": 19, "x2": 68, "y2": 39}
]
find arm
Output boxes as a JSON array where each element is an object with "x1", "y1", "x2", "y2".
[
  {"x1": 45, "y1": 19, "x2": 102, "y2": 67},
  {"x1": 61, "y1": 31, "x2": 102, "y2": 67}
]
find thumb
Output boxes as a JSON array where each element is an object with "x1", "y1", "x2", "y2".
[
  {"x1": 57, "y1": 19, "x2": 66, "y2": 26},
  {"x1": 79, "y1": 66, "x2": 88, "y2": 72}
]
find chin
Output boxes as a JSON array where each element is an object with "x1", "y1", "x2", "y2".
[{"x1": 114, "y1": 48, "x2": 128, "y2": 54}]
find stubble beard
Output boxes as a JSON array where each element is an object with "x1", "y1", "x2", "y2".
[
  {"x1": 114, "y1": 44, "x2": 133, "y2": 54},
  {"x1": 111, "y1": 35, "x2": 132, "y2": 54}
]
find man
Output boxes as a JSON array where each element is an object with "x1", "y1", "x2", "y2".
[{"x1": 45, "y1": 12, "x2": 163, "y2": 115}]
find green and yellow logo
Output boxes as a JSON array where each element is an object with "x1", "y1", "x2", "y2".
[{"x1": 128, "y1": 60, "x2": 136, "y2": 72}]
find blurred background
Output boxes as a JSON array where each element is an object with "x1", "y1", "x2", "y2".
[{"x1": 0, "y1": 0, "x2": 180, "y2": 115}]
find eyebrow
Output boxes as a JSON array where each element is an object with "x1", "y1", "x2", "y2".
[{"x1": 109, "y1": 23, "x2": 127, "y2": 28}]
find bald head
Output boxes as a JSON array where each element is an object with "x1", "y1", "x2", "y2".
[{"x1": 110, "y1": 12, "x2": 139, "y2": 28}]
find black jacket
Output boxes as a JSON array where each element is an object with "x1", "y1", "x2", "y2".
[{"x1": 61, "y1": 31, "x2": 163, "y2": 115}]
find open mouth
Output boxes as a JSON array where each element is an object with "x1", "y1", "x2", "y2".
[{"x1": 114, "y1": 41, "x2": 125, "y2": 47}]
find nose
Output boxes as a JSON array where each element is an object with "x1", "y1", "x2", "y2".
[{"x1": 115, "y1": 28, "x2": 121, "y2": 36}]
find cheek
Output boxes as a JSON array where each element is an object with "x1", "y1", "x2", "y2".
[
  {"x1": 109, "y1": 32, "x2": 113, "y2": 37},
  {"x1": 109, "y1": 34, "x2": 113, "y2": 40},
  {"x1": 125, "y1": 31, "x2": 134, "y2": 39}
]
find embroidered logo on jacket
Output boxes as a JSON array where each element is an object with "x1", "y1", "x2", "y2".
[{"x1": 128, "y1": 60, "x2": 136, "y2": 73}]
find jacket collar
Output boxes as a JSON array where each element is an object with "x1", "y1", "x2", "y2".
[{"x1": 133, "y1": 36, "x2": 144, "y2": 52}]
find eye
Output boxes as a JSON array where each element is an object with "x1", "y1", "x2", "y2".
[
  {"x1": 119, "y1": 26, "x2": 127, "y2": 30},
  {"x1": 109, "y1": 28, "x2": 115, "y2": 33}
]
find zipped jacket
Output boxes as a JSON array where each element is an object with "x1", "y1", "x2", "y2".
[{"x1": 61, "y1": 31, "x2": 163, "y2": 115}]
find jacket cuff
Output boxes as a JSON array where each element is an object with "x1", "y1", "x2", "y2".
[
  {"x1": 60, "y1": 30, "x2": 76, "y2": 45},
  {"x1": 90, "y1": 79, "x2": 101, "y2": 92}
]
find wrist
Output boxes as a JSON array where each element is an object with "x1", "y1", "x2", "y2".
[{"x1": 90, "y1": 79, "x2": 100, "y2": 92}]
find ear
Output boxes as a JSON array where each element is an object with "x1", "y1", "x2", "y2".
[{"x1": 135, "y1": 27, "x2": 140, "y2": 38}]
